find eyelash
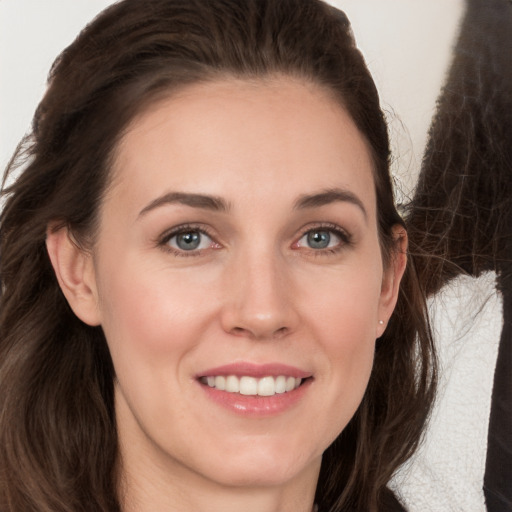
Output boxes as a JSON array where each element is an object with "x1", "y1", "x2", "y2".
[
  {"x1": 293, "y1": 223, "x2": 353, "y2": 256},
  {"x1": 156, "y1": 222, "x2": 352, "y2": 257},
  {"x1": 157, "y1": 224, "x2": 219, "y2": 257}
]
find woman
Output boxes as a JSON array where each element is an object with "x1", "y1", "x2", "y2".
[{"x1": 0, "y1": 1, "x2": 436, "y2": 511}]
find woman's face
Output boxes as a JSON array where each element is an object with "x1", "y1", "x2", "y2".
[{"x1": 74, "y1": 78, "x2": 401, "y2": 490}]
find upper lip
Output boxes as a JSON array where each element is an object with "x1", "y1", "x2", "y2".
[{"x1": 196, "y1": 362, "x2": 312, "y2": 379}]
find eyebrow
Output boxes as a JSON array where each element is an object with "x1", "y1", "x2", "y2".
[
  {"x1": 138, "y1": 187, "x2": 367, "y2": 219},
  {"x1": 138, "y1": 192, "x2": 230, "y2": 217},
  {"x1": 294, "y1": 188, "x2": 368, "y2": 220}
]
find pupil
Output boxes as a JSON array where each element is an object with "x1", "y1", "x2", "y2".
[
  {"x1": 177, "y1": 231, "x2": 201, "y2": 250},
  {"x1": 308, "y1": 231, "x2": 330, "y2": 249}
]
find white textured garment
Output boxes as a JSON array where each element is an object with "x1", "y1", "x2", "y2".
[{"x1": 391, "y1": 272, "x2": 502, "y2": 512}]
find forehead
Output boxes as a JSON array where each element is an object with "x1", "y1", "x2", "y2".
[{"x1": 109, "y1": 77, "x2": 376, "y2": 219}]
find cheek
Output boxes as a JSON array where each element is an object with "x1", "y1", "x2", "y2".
[
  {"x1": 299, "y1": 264, "x2": 381, "y2": 419},
  {"x1": 304, "y1": 262, "x2": 382, "y2": 347},
  {"x1": 96, "y1": 259, "x2": 219, "y2": 369}
]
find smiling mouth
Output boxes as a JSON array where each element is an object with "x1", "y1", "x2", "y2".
[{"x1": 199, "y1": 375, "x2": 304, "y2": 397}]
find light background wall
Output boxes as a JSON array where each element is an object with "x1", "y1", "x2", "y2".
[
  {"x1": 0, "y1": 2, "x2": 502, "y2": 511},
  {"x1": 1, "y1": 0, "x2": 464, "y2": 195}
]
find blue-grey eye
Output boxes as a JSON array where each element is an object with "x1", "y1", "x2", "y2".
[
  {"x1": 297, "y1": 229, "x2": 342, "y2": 250},
  {"x1": 168, "y1": 230, "x2": 212, "y2": 251},
  {"x1": 307, "y1": 230, "x2": 331, "y2": 249}
]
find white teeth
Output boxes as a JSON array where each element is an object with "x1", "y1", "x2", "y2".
[
  {"x1": 202, "y1": 375, "x2": 303, "y2": 396},
  {"x1": 285, "y1": 376, "x2": 296, "y2": 392},
  {"x1": 215, "y1": 375, "x2": 226, "y2": 390},
  {"x1": 239, "y1": 376, "x2": 258, "y2": 395},
  {"x1": 275, "y1": 375, "x2": 286, "y2": 394},
  {"x1": 225, "y1": 375, "x2": 240, "y2": 393},
  {"x1": 258, "y1": 376, "x2": 275, "y2": 396}
]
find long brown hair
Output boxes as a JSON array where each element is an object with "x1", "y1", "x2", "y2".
[{"x1": 0, "y1": 1, "x2": 436, "y2": 510}]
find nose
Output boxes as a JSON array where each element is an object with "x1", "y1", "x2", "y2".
[{"x1": 220, "y1": 250, "x2": 299, "y2": 340}]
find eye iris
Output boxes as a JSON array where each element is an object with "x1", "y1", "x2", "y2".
[
  {"x1": 176, "y1": 231, "x2": 201, "y2": 250},
  {"x1": 307, "y1": 230, "x2": 330, "y2": 249}
]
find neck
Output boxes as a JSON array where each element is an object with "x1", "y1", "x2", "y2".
[
  {"x1": 117, "y1": 444, "x2": 320, "y2": 512},
  {"x1": 115, "y1": 388, "x2": 321, "y2": 512},
  {"x1": 120, "y1": 464, "x2": 316, "y2": 512}
]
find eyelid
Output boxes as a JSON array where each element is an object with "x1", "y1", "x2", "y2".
[
  {"x1": 155, "y1": 221, "x2": 352, "y2": 257},
  {"x1": 292, "y1": 222, "x2": 353, "y2": 251},
  {"x1": 157, "y1": 223, "x2": 221, "y2": 255}
]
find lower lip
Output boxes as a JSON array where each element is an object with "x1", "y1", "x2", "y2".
[{"x1": 199, "y1": 379, "x2": 312, "y2": 417}]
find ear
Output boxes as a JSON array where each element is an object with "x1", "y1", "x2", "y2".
[
  {"x1": 46, "y1": 224, "x2": 101, "y2": 326},
  {"x1": 376, "y1": 225, "x2": 408, "y2": 337}
]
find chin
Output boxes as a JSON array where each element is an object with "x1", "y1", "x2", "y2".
[
  {"x1": 195, "y1": 441, "x2": 322, "y2": 488},
  {"x1": 207, "y1": 464, "x2": 312, "y2": 489}
]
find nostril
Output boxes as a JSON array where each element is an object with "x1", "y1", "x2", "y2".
[
  {"x1": 274, "y1": 326, "x2": 289, "y2": 338},
  {"x1": 228, "y1": 325, "x2": 290, "y2": 339}
]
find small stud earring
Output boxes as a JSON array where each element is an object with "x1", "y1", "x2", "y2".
[{"x1": 379, "y1": 320, "x2": 384, "y2": 325}]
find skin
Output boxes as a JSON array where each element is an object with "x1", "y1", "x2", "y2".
[{"x1": 47, "y1": 77, "x2": 406, "y2": 512}]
